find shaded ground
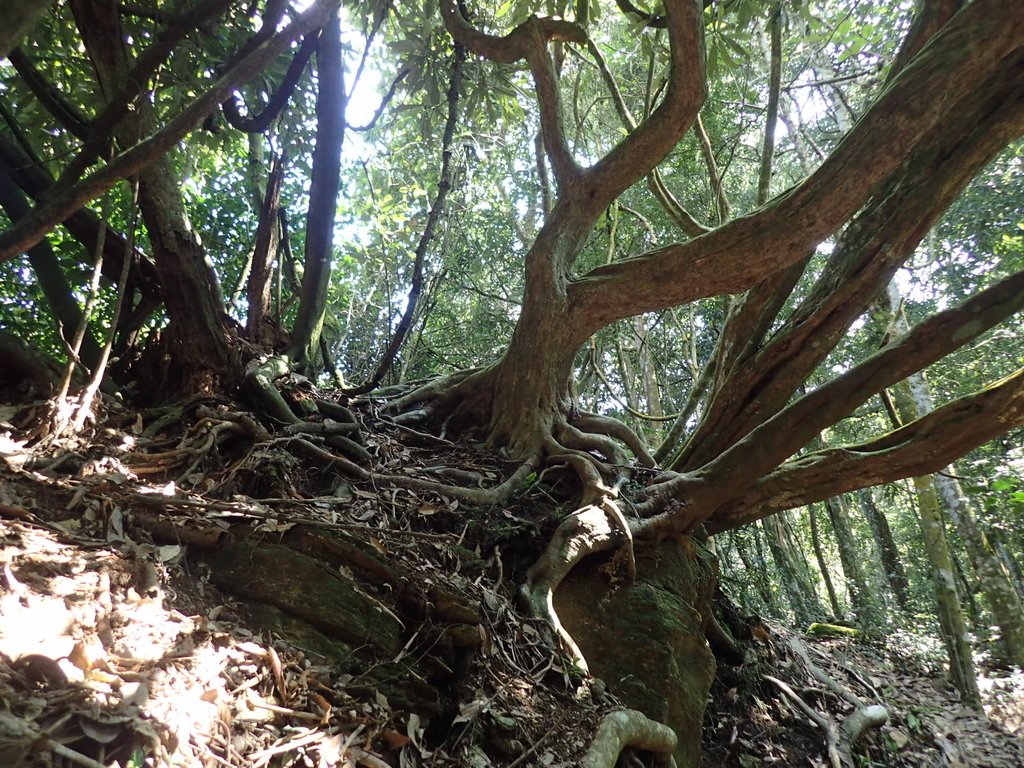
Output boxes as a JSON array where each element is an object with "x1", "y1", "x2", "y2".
[
  {"x1": 0, "y1": 392, "x2": 1022, "y2": 767},
  {"x1": 703, "y1": 624, "x2": 1024, "y2": 767}
]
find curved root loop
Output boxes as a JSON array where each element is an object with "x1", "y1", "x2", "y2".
[{"x1": 582, "y1": 709, "x2": 678, "y2": 768}]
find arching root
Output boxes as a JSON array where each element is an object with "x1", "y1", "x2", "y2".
[
  {"x1": 582, "y1": 709, "x2": 678, "y2": 768},
  {"x1": 244, "y1": 355, "x2": 369, "y2": 463},
  {"x1": 521, "y1": 502, "x2": 623, "y2": 672},
  {"x1": 521, "y1": 429, "x2": 647, "y2": 671}
]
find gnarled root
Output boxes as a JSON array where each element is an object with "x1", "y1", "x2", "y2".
[
  {"x1": 766, "y1": 633, "x2": 890, "y2": 767},
  {"x1": 380, "y1": 371, "x2": 660, "y2": 672},
  {"x1": 520, "y1": 502, "x2": 623, "y2": 672},
  {"x1": 244, "y1": 355, "x2": 369, "y2": 463},
  {"x1": 582, "y1": 709, "x2": 678, "y2": 768},
  {"x1": 521, "y1": 438, "x2": 642, "y2": 671}
]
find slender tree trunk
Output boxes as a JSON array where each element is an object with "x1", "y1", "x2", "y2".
[
  {"x1": 824, "y1": 495, "x2": 881, "y2": 624},
  {"x1": 0, "y1": 171, "x2": 103, "y2": 370},
  {"x1": 857, "y1": 488, "x2": 911, "y2": 611},
  {"x1": 70, "y1": 0, "x2": 234, "y2": 390},
  {"x1": 761, "y1": 514, "x2": 822, "y2": 626},
  {"x1": 287, "y1": 10, "x2": 345, "y2": 372},
  {"x1": 909, "y1": 475, "x2": 981, "y2": 704},
  {"x1": 733, "y1": 530, "x2": 780, "y2": 615},
  {"x1": 991, "y1": 535, "x2": 1024, "y2": 598},
  {"x1": 246, "y1": 155, "x2": 283, "y2": 345},
  {"x1": 879, "y1": 282, "x2": 1024, "y2": 667},
  {"x1": 932, "y1": 472, "x2": 1024, "y2": 666},
  {"x1": 809, "y1": 503, "x2": 844, "y2": 619}
]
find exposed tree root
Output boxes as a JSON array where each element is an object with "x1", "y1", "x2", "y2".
[
  {"x1": 378, "y1": 370, "x2": 663, "y2": 672},
  {"x1": 381, "y1": 369, "x2": 478, "y2": 426},
  {"x1": 582, "y1": 709, "x2": 678, "y2": 768},
  {"x1": 766, "y1": 674, "x2": 845, "y2": 768},
  {"x1": 520, "y1": 503, "x2": 621, "y2": 672},
  {"x1": 244, "y1": 355, "x2": 369, "y2": 464},
  {"x1": 763, "y1": 632, "x2": 890, "y2": 767},
  {"x1": 572, "y1": 412, "x2": 657, "y2": 468},
  {"x1": 282, "y1": 435, "x2": 540, "y2": 505}
]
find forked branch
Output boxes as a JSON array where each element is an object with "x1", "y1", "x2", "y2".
[
  {"x1": 568, "y1": 0, "x2": 1024, "y2": 333},
  {"x1": 439, "y1": 0, "x2": 584, "y2": 185}
]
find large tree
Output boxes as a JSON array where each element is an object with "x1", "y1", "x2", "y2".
[
  {"x1": 2, "y1": 0, "x2": 1024, "y2": 760},
  {"x1": 376, "y1": 0, "x2": 1024, "y2": 638}
]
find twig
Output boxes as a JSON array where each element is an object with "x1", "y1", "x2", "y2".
[
  {"x1": 47, "y1": 740, "x2": 109, "y2": 768},
  {"x1": 249, "y1": 728, "x2": 324, "y2": 767},
  {"x1": 508, "y1": 710, "x2": 568, "y2": 768}
]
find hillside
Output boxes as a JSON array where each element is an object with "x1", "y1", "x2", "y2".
[{"x1": 1, "y1": 392, "x2": 1022, "y2": 768}]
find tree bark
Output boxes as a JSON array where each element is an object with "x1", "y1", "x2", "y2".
[
  {"x1": 245, "y1": 155, "x2": 283, "y2": 346},
  {"x1": 761, "y1": 514, "x2": 822, "y2": 626},
  {"x1": 0, "y1": 0, "x2": 57, "y2": 58},
  {"x1": 824, "y1": 495, "x2": 881, "y2": 626},
  {"x1": 911, "y1": 475, "x2": 981, "y2": 705},
  {"x1": 877, "y1": 283, "x2": 1024, "y2": 667},
  {"x1": 0, "y1": 169, "x2": 103, "y2": 371},
  {"x1": 809, "y1": 504, "x2": 844, "y2": 619}
]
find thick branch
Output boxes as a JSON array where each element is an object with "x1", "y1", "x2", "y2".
[
  {"x1": 568, "y1": 0, "x2": 1024, "y2": 332},
  {"x1": 438, "y1": 0, "x2": 584, "y2": 64},
  {"x1": 708, "y1": 366, "x2": 1024, "y2": 532},
  {"x1": 347, "y1": 43, "x2": 464, "y2": 394},
  {"x1": 286, "y1": 8, "x2": 346, "y2": 369},
  {"x1": 52, "y1": 0, "x2": 236, "y2": 193},
  {"x1": 439, "y1": 0, "x2": 583, "y2": 185},
  {"x1": 0, "y1": 132, "x2": 161, "y2": 302},
  {"x1": 222, "y1": 32, "x2": 319, "y2": 133},
  {"x1": 671, "y1": 51, "x2": 1024, "y2": 469},
  {"x1": 888, "y1": 0, "x2": 963, "y2": 80},
  {"x1": 7, "y1": 49, "x2": 92, "y2": 141},
  {"x1": 637, "y1": 263, "x2": 1024, "y2": 532},
  {"x1": 584, "y1": 0, "x2": 705, "y2": 205}
]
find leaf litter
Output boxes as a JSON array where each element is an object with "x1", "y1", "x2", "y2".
[{"x1": 0, "y1": 394, "x2": 1021, "y2": 767}]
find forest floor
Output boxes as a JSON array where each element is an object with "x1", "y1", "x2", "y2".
[{"x1": 0, "y1": 390, "x2": 1022, "y2": 767}]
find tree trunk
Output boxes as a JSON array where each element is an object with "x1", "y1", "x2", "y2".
[
  {"x1": 286, "y1": 10, "x2": 345, "y2": 372},
  {"x1": 910, "y1": 475, "x2": 981, "y2": 705},
  {"x1": 857, "y1": 488, "x2": 911, "y2": 611},
  {"x1": 879, "y1": 281, "x2": 1024, "y2": 667},
  {"x1": 245, "y1": 155, "x2": 283, "y2": 346},
  {"x1": 732, "y1": 531, "x2": 780, "y2": 615},
  {"x1": 467, "y1": 202, "x2": 596, "y2": 457},
  {"x1": 0, "y1": 170, "x2": 103, "y2": 371},
  {"x1": 70, "y1": 0, "x2": 235, "y2": 391},
  {"x1": 932, "y1": 473, "x2": 1024, "y2": 666},
  {"x1": 761, "y1": 514, "x2": 822, "y2": 626},
  {"x1": 824, "y1": 495, "x2": 881, "y2": 625},
  {"x1": 809, "y1": 503, "x2": 844, "y2": 619}
]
